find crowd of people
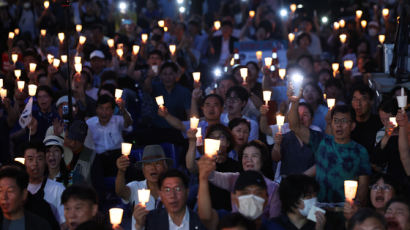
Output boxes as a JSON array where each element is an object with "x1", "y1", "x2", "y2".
[{"x1": 0, "y1": 0, "x2": 409, "y2": 229}]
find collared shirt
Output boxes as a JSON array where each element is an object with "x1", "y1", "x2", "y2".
[
  {"x1": 169, "y1": 207, "x2": 190, "y2": 230},
  {"x1": 86, "y1": 115, "x2": 132, "y2": 154}
]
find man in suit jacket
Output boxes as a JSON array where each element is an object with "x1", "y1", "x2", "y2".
[
  {"x1": 210, "y1": 20, "x2": 238, "y2": 66},
  {"x1": 133, "y1": 169, "x2": 206, "y2": 230}
]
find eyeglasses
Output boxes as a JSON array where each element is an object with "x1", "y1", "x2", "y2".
[
  {"x1": 162, "y1": 186, "x2": 184, "y2": 194},
  {"x1": 369, "y1": 184, "x2": 392, "y2": 191},
  {"x1": 332, "y1": 118, "x2": 351, "y2": 125},
  {"x1": 226, "y1": 97, "x2": 241, "y2": 103}
]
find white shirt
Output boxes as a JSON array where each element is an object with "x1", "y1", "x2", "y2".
[
  {"x1": 169, "y1": 207, "x2": 190, "y2": 230},
  {"x1": 218, "y1": 38, "x2": 231, "y2": 65},
  {"x1": 86, "y1": 115, "x2": 132, "y2": 154},
  {"x1": 219, "y1": 112, "x2": 259, "y2": 141},
  {"x1": 28, "y1": 179, "x2": 66, "y2": 224},
  {"x1": 122, "y1": 180, "x2": 159, "y2": 230}
]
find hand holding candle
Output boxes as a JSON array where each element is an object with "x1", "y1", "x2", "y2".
[
  {"x1": 121, "y1": 142, "x2": 132, "y2": 156},
  {"x1": 339, "y1": 34, "x2": 347, "y2": 44},
  {"x1": 288, "y1": 33, "x2": 295, "y2": 43},
  {"x1": 279, "y1": 69, "x2": 286, "y2": 80},
  {"x1": 169, "y1": 44, "x2": 176, "y2": 56},
  {"x1": 79, "y1": 36, "x2": 86, "y2": 45},
  {"x1": 138, "y1": 189, "x2": 150, "y2": 207},
  {"x1": 378, "y1": 35, "x2": 385, "y2": 44},
  {"x1": 276, "y1": 114, "x2": 285, "y2": 134},
  {"x1": 107, "y1": 39, "x2": 115, "y2": 48},
  {"x1": 240, "y1": 68, "x2": 248, "y2": 83},
  {"x1": 53, "y1": 59, "x2": 60, "y2": 68},
  {"x1": 41, "y1": 29, "x2": 47, "y2": 37},
  {"x1": 109, "y1": 208, "x2": 123, "y2": 228},
  {"x1": 263, "y1": 91, "x2": 271, "y2": 105},
  {"x1": 141, "y1": 34, "x2": 148, "y2": 44},
  {"x1": 256, "y1": 51, "x2": 262, "y2": 61},
  {"x1": 192, "y1": 72, "x2": 200, "y2": 83},
  {"x1": 344, "y1": 180, "x2": 358, "y2": 204},
  {"x1": 204, "y1": 139, "x2": 221, "y2": 157},
  {"x1": 58, "y1": 33, "x2": 65, "y2": 44},
  {"x1": 61, "y1": 55, "x2": 67, "y2": 63},
  {"x1": 14, "y1": 69, "x2": 21, "y2": 80},
  {"x1": 8, "y1": 32, "x2": 14, "y2": 40},
  {"x1": 0, "y1": 89, "x2": 7, "y2": 100},
  {"x1": 17, "y1": 81, "x2": 25, "y2": 92},
  {"x1": 76, "y1": 24, "x2": 82, "y2": 33},
  {"x1": 190, "y1": 117, "x2": 199, "y2": 129},
  {"x1": 214, "y1": 21, "x2": 221, "y2": 30},
  {"x1": 327, "y1": 98, "x2": 336, "y2": 109},
  {"x1": 133, "y1": 45, "x2": 140, "y2": 56},
  {"x1": 264, "y1": 57, "x2": 272, "y2": 67},
  {"x1": 396, "y1": 88, "x2": 407, "y2": 111},
  {"x1": 249, "y1": 10, "x2": 255, "y2": 18},
  {"x1": 28, "y1": 84, "x2": 37, "y2": 97},
  {"x1": 74, "y1": 63, "x2": 82, "y2": 73},
  {"x1": 344, "y1": 60, "x2": 353, "y2": 71},
  {"x1": 115, "y1": 89, "x2": 123, "y2": 100},
  {"x1": 29, "y1": 63, "x2": 37, "y2": 73},
  {"x1": 389, "y1": 117, "x2": 398, "y2": 127},
  {"x1": 11, "y1": 54, "x2": 18, "y2": 64},
  {"x1": 156, "y1": 96, "x2": 164, "y2": 108}
]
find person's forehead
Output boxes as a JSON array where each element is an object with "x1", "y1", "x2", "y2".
[
  {"x1": 239, "y1": 185, "x2": 266, "y2": 193},
  {"x1": 333, "y1": 112, "x2": 350, "y2": 119},
  {"x1": 389, "y1": 202, "x2": 409, "y2": 212},
  {"x1": 243, "y1": 146, "x2": 260, "y2": 155},
  {"x1": 353, "y1": 91, "x2": 370, "y2": 99},
  {"x1": 66, "y1": 198, "x2": 93, "y2": 206},
  {"x1": 204, "y1": 97, "x2": 221, "y2": 105},
  {"x1": 0, "y1": 177, "x2": 19, "y2": 188},
  {"x1": 162, "y1": 177, "x2": 183, "y2": 187},
  {"x1": 24, "y1": 148, "x2": 43, "y2": 156}
]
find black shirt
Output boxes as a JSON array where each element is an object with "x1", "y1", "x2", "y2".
[
  {"x1": 272, "y1": 214, "x2": 316, "y2": 230},
  {"x1": 351, "y1": 114, "x2": 383, "y2": 159}
]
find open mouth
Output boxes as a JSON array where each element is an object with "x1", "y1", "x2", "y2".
[
  {"x1": 386, "y1": 220, "x2": 400, "y2": 230},
  {"x1": 375, "y1": 196, "x2": 385, "y2": 202}
]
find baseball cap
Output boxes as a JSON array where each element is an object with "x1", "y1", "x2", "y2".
[
  {"x1": 90, "y1": 50, "x2": 105, "y2": 60},
  {"x1": 234, "y1": 171, "x2": 267, "y2": 192},
  {"x1": 56, "y1": 95, "x2": 76, "y2": 108}
]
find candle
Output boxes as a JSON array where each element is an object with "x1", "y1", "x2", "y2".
[
  {"x1": 164, "y1": 26, "x2": 168, "y2": 32},
  {"x1": 14, "y1": 157, "x2": 25, "y2": 164},
  {"x1": 344, "y1": 60, "x2": 354, "y2": 70},
  {"x1": 53, "y1": 59, "x2": 60, "y2": 68},
  {"x1": 288, "y1": 33, "x2": 295, "y2": 43},
  {"x1": 29, "y1": 63, "x2": 37, "y2": 72},
  {"x1": 382, "y1": 8, "x2": 389, "y2": 17},
  {"x1": 0, "y1": 88, "x2": 7, "y2": 100},
  {"x1": 79, "y1": 35, "x2": 86, "y2": 45},
  {"x1": 74, "y1": 56, "x2": 82, "y2": 64},
  {"x1": 360, "y1": 20, "x2": 367, "y2": 28},
  {"x1": 290, "y1": 4, "x2": 297, "y2": 13},
  {"x1": 109, "y1": 208, "x2": 123, "y2": 227},
  {"x1": 169, "y1": 44, "x2": 176, "y2": 55},
  {"x1": 323, "y1": 93, "x2": 327, "y2": 99},
  {"x1": 14, "y1": 28, "x2": 20, "y2": 35},
  {"x1": 256, "y1": 51, "x2": 262, "y2": 61},
  {"x1": 378, "y1": 35, "x2": 385, "y2": 44},
  {"x1": 17, "y1": 81, "x2": 25, "y2": 92},
  {"x1": 58, "y1": 33, "x2": 65, "y2": 43},
  {"x1": 264, "y1": 57, "x2": 272, "y2": 67},
  {"x1": 14, "y1": 69, "x2": 21, "y2": 80},
  {"x1": 333, "y1": 22, "x2": 340, "y2": 30},
  {"x1": 276, "y1": 114, "x2": 285, "y2": 133},
  {"x1": 339, "y1": 19, "x2": 346, "y2": 28},
  {"x1": 28, "y1": 84, "x2": 37, "y2": 97},
  {"x1": 47, "y1": 54, "x2": 54, "y2": 64},
  {"x1": 115, "y1": 89, "x2": 123, "y2": 100},
  {"x1": 107, "y1": 39, "x2": 115, "y2": 48},
  {"x1": 11, "y1": 53, "x2": 18, "y2": 64},
  {"x1": 138, "y1": 189, "x2": 151, "y2": 206},
  {"x1": 61, "y1": 55, "x2": 67, "y2": 63},
  {"x1": 214, "y1": 21, "x2": 221, "y2": 30},
  {"x1": 263, "y1": 91, "x2": 271, "y2": 105},
  {"x1": 192, "y1": 72, "x2": 200, "y2": 83},
  {"x1": 279, "y1": 69, "x2": 286, "y2": 80},
  {"x1": 249, "y1": 10, "x2": 255, "y2": 18},
  {"x1": 389, "y1": 117, "x2": 397, "y2": 127},
  {"x1": 40, "y1": 29, "x2": 46, "y2": 37},
  {"x1": 339, "y1": 34, "x2": 347, "y2": 43},
  {"x1": 397, "y1": 88, "x2": 407, "y2": 111},
  {"x1": 121, "y1": 142, "x2": 132, "y2": 156},
  {"x1": 240, "y1": 68, "x2": 248, "y2": 83},
  {"x1": 74, "y1": 63, "x2": 82, "y2": 73},
  {"x1": 133, "y1": 45, "x2": 140, "y2": 56},
  {"x1": 44, "y1": 1, "x2": 49, "y2": 9},
  {"x1": 158, "y1": 20, "x2": 165, "y2": 27},
  {"x1": 196, "y1": 127, "x2": 202, "y2": 146},
  {"x1": 155, "y1": 96, "x2": 164, "y2": 107},
  {"x1": 332, "y1": 63, "x2": 339, "y2": 72},
  {"x1": 76, "y1": 24, "x2": 82, "y2": 33},
  {"x1": 190, "y1": 117, "x2": 199, "y2": 129},
  {"x1": 0, "y1": 79, "x2": 2, "y2": 88},
  {"x1": 344, "y1": 180, "x2": 358, "y2": 204},
  {"x1": 116, "y1": 48, "x2": 123, "y2": 59},
  {"x1": 356, "y1": 10, "x2": 363, "y2": 19},
  {"x1": 327, "y1": 98, "x2": 336, "y2": 109},
  {"x1": 204, "y1": 139, "x2": 221, "y2": 157},
  {"x1": 141, "y1": 34, "x2": 148, "y2": 43},
  {"x1": 8, "y1": 32, "x2": 14, "y2": 39}
]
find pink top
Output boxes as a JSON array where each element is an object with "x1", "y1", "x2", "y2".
[{"x1": 208, "y1": 171, "x2": 281, "y2": 218}]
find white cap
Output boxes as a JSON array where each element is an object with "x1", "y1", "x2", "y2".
[
  {"x1": 90, "y1": 50, "x2": 105, "y2": 59},
  {"x1": 56, "y1": 95, "x2": 76, "y2": 107},
  {"x1": 43, "y1": 135, "x2": 64, "y2": 147}
]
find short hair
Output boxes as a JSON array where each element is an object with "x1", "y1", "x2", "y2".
[
  {"x1": 217, "y1": 213, "x2": 255, "y2": 230},
  {"x1": 228, "y1": 118, "x2": 251, "y2": 131},
  {"x1": 148, "y1": 49, "x2": 164, "y2": 60},
  {"x1": 331, "y1": 104, "x2": 355, "y2": 121},
  {"x1": 23, "y1": 141, "x2": 46, "y2": 156},
  {"x1": 36, "y1": 85, "x2": 54, "y2": 100},
  {"x1": 0, "y1": 166, "x2": 29, "y2": 191},
  {"x1": 347, "y1": 208, "x2": 387, "y2": 230},
  {"x1": 352, "y1": 83, "x2": 375, "y2": 100},
  {"x1": 226, "y1": 86, "x2": 249, "y2": 103},
  {"x1": 369, "y1": 173, "x2": 401, "y2": 196},
  {"x1": 205, "y1": 124, "x2": 235, "y2": 153},
  {"x1": 201, "y1": 94, "x2": 224, "y2": 107},
  {"x1": 96, "y1": 94, "x2": 115, "y2": 109},
  {"x1": 238, "y1": 140, "x2": 273, "y2": 178},
  {"x1": 279, "y1": 174, "x2": 319, "y2": 214},
  {"x1": 303, "y1": 82, "x2": 324, "y2": 105},
  {"x1": 217, "y1": 75, "x2": 238, "y2": 86},
  {"x1": 378, "y1": 98, "x2": 398, "y2": 115},
  {"x1": 298, "y1": 102, "x2": 314, "y2": 118},
  {"x1": 61, "y1": 184, "x2": 98, "y2": 205},
  {"x1": 296, "y1": 32, "x2": 311, "y2": 46},
  {"x1": 246, "y1": 61, "x2": 259, "y2": 74},
  {"x1": 98, "y1": 83, "x2": 116, "y2": 98},
  {"x1": 160, "y1": 61, "x2": 179, "y2": 74},
  {"x1": 385, "y1": 197, "x2": 410, "y2": 213},
  {"x1": 158, "y1": 169, "x2": 189, "y2": 189}
]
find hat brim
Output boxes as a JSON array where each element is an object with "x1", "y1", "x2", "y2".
[{"x1": 136, "y1": 157, "x2": 174, "y2": 169}]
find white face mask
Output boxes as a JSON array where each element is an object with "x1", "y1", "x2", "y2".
[
  {"x1": 368, "y1": 28, "x2": 378, "y2": 37},
  {"x1": 238, "y1": 194, "x2": 265, "y2": 220},
  {"x1": 299, "y1": 197, "x2": 317, "y2": 217}
]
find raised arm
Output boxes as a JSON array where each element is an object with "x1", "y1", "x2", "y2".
[
  {"x1": 115, "y1": 155, "x2": 131, "y2": 200},
  {"x1": 158, "y1": 106, "x2": 186, "y2": 131},
  {"x1": 357, "y1": 175, "x2": 369, "y2": 207},
  {"x1": 397, "y1": 110, "x2": 410, "y2": 175},
  {"x1": 259, "y1": 105, "x2": 273, "y2": 135},
  {"x1": 186, "y1": 129, "x2": 199, "y2": 173},
  {"x1": 117, "y1": 99, "x2": 133, "y2": 128},
  {"x1": 287, "y1": 85, "x2": 310, "y2": 144},
  {"x1": 190, "y1": 88, "x2": 202, "y2": 118}
]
